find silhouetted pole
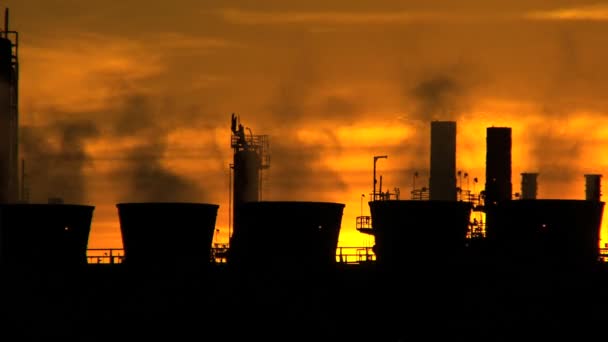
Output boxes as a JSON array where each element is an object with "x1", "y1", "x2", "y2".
[
  {"x1": 20, "y1": 158, "x2": 24, "y2": 202},
  {"x1": 4, "y1": 8, "x2": 8, "y2": 35},
  {"x1": 360, "y1": 193, "x2": 365, "y2": 217},
  {"x1": 473, "y1": 177, "x2": 478, "y2": 195},
  {"x1": 373, "y1": 155, "x2": 387, "y2": 201},
  {"x1": 228, "y1": 164, "x2": 232, "y2": 243}
]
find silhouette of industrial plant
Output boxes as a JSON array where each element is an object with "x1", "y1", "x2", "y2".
[{"x1": 1, "y1": 8, "x2": 608, "y2": 342}]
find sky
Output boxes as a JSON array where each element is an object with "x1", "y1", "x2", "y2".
[{"x1": 6, "y1": 0, "x2": 608, "y2": 248}]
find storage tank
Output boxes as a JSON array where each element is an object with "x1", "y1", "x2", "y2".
[
  {"x1": 117, "y1": 202, "x2": 219, "y2": 269},
  {"x1": 0, "y1": 204, "x2": 94, "y2": 267},
  {"x1": 228, "y1": 201, "x2": 345, "y2": 273}
]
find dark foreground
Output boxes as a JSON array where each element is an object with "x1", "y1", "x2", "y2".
[{"x1": 2, "y1": 262, "x2": 608, "y2": 341}]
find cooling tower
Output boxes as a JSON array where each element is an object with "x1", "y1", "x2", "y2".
[
  {"x1": 430, "y1": 121, "x2": 457, "y2": 201},
  {"x1": 488, "y1": 200, "x2": 604, "y2": 267},
  {"x1": 485, "y1": 127, "x2": 512, "y2": 206},
  {"x1": 228, "y1": 201, "x2": 345, "y2": 273},
  {"x1": 0, "y1": 204, "x2": 94, "y2": 267},
  {"x1": 369, "y1": 200, "x2": 473, "y2": 269},
  {"x1": 117, "y1": 202, "x2": 219, "y2": 268}
]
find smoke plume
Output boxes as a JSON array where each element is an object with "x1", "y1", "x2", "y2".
[
  {"x1": 393, "y1": 66, "x2": 476, "y2": 190},
  {"x1": 21, "y1": 119, "x2": 99, "y2": 204},
  {"x1": 260, "y1": 58, "x2": 354, "y2": 200},
  {"x1": 109, "y1": 93, "x2": 207, "y2": 203}
]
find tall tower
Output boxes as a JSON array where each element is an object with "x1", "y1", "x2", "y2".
[
  {"x1": 230, "y1": 114, "x2": 269, "y2": 240},
  {"x1": 0, "y1": 8, "x2": 18, "y2": 203},
  {"x1": 520, "y1": 173, "x2": 538, "y2": 200},
  {"x1": 429, "y1": 121, "x2": 457, "y2": 201},
  {"x1": 585, "y1": 174, "x2": 602, "y2": 202},
  {"x1": 485, "y1": 127, "x2": 512, "y2": 206}
]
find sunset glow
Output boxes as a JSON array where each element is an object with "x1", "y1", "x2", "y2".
[{"x1": 7, "y1": 0, "x2": 608, "y2": 250}]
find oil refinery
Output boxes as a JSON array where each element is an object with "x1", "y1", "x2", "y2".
[{"x1": 2, "y1": 7, "x2": 608, "y2": 342}]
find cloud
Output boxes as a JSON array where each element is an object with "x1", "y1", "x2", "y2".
[
  {"x1": 21, "y1": 32, "x2": 240, "y2": 115},
  {"x1": 155, "y1": 32, "x2": 244, "y2": 51},
  {"x1": 525, "y1": 4, "x2": 608, "y2": 21},
  {"x1": 218, "y1": 8, "x2": 446, "y2": 25},
  {"x1": 21, "y1": 34, "x2": 163, "y2": 114}
]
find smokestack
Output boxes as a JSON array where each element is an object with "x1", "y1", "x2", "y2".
[
  {"x1": 429, "y1": 121, "x2": 457, "y2": 201},
  {"x1": 585, "y1": 174, "x2": 602, "y2": 202},
  {"x1": 485, "y1": 127, "x2": 512, "y2": 206},
  {"x1": 521, "y1": 173, "x2": 538, "y2": 200},
  {"x1": 0, "y1": 8, "x2": 17, "y2": 203}
]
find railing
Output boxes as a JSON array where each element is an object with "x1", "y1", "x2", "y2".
[
  {"x1": 600, "y1": 248, "x2": 608, "y2": 262},
  {"x1": 86, "y1": 246, "x2": 376, "y2": 265},
  {"x1": 356, "y1": 216, "x2": 373, "y2": 235},
  {"x1": 87, "y1": 247, "x2": 608, "y2": 264},
  {"x1": 411, "y1": 188, "x2": 429, "y2": 200},
  {"x1": 87, "y1": 248, "x2": 124, "y2": 264},
  {"x1": 336, "y1": 247, "x2": 376, "y2": 264}
]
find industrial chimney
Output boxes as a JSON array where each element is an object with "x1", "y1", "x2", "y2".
[
  {"x1": 585, "y1": 174, "x2": 602, "y2": 202},
  {"x1": 521, "y1": 173, "x2": 538, "y2": 200},
  {"x1": 429, "y1": 121, "x2": 457, "y2": 201},
  {"x1": 0, "y1": 8, "x2": 18, "y2": 203},
  {"x1": 485, "y1": 127, "x2": 512, "y2": 206}
]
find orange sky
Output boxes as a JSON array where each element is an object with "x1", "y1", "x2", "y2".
[{"x1": 6, "y1": 1, "x2": 608, "y2": 248}]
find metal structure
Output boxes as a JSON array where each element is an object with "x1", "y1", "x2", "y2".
[
  {"x1": 229, "y1": 113, "x2": 269, "y2": 241},
  {"x1": 0, "y1": 8, "x2": 18, "y2": 203},
  {"x1": 372, "y1": 155, "x2": 387, "y2": 201}
]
